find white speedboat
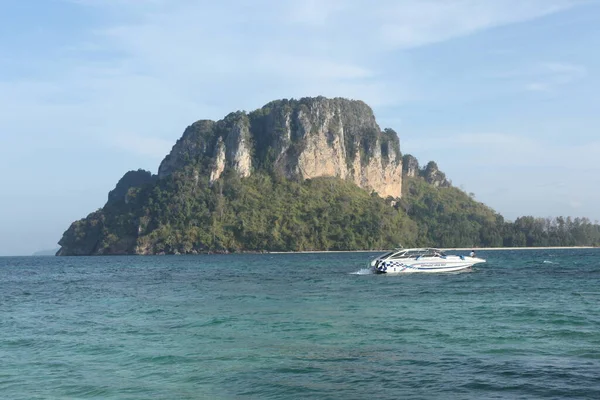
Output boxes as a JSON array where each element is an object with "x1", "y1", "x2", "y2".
[{"x1": 370, "y1": 248, "x2": 485, "y2": 274}]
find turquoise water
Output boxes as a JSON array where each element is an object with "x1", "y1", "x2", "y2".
[{"x1": 1, "y1": 249, "x2": 600, "y2": 399}]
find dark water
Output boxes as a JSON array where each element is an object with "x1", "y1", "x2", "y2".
[{"x1": 1, "y1": 249, "x2": 600, "y2": 399}]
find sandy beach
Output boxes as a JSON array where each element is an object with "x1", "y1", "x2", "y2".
[{"x1": 269, "y1": 246, "x2": 597, "y2": 254}]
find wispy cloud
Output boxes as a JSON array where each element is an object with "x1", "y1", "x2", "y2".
[
  {"x1": 489, "y1": 60, "x2": 587, "y2": 93},
  {"x1": 405, "y1": 132, "x2": 536, "y2": 151},
  {"x1": 5, "y1": 0, "x2": 588, "y2": 160},
  {"x1": 253, "y1": 55, "x2": 373, "y2": 81},
  {"x1": 376, "y1": 0, "x2": 582, "y2": 48},
  {"x1": 109, "y1": 134, "x2": 175, "y2": 159},
  {"x1": 285, "y1": 0, "x2": 348, "y2": 26},
  {"x1": 525, "y1": 62, "x2": 587, "y2": 92},
  {"x1": 1, "y1": 0, "x2": 599, "y2": 255},
  {"x1": 404, "y1": 132, "x2": 600, "y2": 170}
]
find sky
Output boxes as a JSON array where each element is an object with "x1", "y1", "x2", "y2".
[{"x1": 1, "y1": 0, "x2": 599, "y2": 255}]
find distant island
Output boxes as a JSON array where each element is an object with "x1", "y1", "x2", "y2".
[
  {"x1": 33, "y1": 248, "x2": 60, "y2": 256},
  {"x1": 56, "y1": 97, "x2": 600, "y2": 255}
]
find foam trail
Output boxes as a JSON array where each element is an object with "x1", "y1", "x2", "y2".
[
  {"x1": 543, "y1": 260, "x2": 557, "y2": 264},
  {"x1": 351, "y1": 268, "x2": 373, "y2": 275}
]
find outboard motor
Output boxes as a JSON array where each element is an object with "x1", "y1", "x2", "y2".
[{"x1": 373, "y1": 260, "x2": 387, "y2": 274}]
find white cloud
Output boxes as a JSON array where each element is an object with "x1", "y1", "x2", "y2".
[
  {"x1": 0, "y1": 0, "x2": 598, "y2": 256},
  {"x1": 109, "y1": 134, "x2": 174, "y2": 159},
  {"x1": 404, "y1": 132, "x2": 600, "y2": 171},
  {"x1": 454, "y1": 133, "x2": 537, "y2": 147},
  {"x1": 253, "y1": 55, "x2": 373, "y2": 80},
  {"x1": 569, "y1": 199, "x2": 583, "y2": 209},
  {"x1": 405, "y1": 132, "x2": 536, "y2": 151},
  {"x1": 68, "y1": 1, "x2": 583, "y2": 114},
  {"x1": 525, "y1": 62, "x2": 587, "y2": 92},
  {"x1": 7, "y1": 0, "x2": 588, "y2": 160},
  {"x1": 542, "y1": 62, "x2": 587, "y2": 75},
  {"x1": 526, "y1": 82, "x2": 552, "y2": 92},
  {"x1": 66, "y1": 0, "x2": 167, "y2": 9},
  {"x1": 376, "y1": 0, "x2": 582, "y2": 48},
  {"x1": 488, "y1": 60, "x2": 587, "y2": 93},
  {"x1": 285, "y1": 0, "x2": 347, "y2": 26},
  {"x1": 80, "y1": 0, "x2": 582, "y2": 50}
]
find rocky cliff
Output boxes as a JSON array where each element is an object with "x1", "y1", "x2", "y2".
[
  {"x1": 57, "y1": 96, "x2": 580, "y2": 255},
  {"x1": 106, "y1": 169, "x2": 157, "y2": 206},
  {"x1": 57, "y1": 97, "x2": 415, "y2": 255},
  {"x1": 422, "y1": 161, "x2": 451, "y2": 188},
  {"x1": 402, "y1": 154, "x2": 420, "y2": 177},
  {"x1": 157, "y1": 97, "x2": 403, "y2": 198}
]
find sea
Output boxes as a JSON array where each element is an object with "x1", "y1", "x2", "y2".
[{"x1": 1, "y1": 249, "x2": 599, "y2": 399}]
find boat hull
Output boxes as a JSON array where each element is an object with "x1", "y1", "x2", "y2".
[
  {"x1": 371, "y1": 256, "x2": 486, "y2": 274},
  {"x1": 373, "y1": 263, "x2": 475, "y2": 274}
]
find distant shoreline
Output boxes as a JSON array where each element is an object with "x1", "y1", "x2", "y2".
[
  {"x1": 269, "y1": 246, "x2": 597, "y2": 254},
  {"x1": 443, "y1": 246, "x2": 597, "y2": 251},
  {"x1": 7, "y1": 246, "x2": 594, "y2": 257}
]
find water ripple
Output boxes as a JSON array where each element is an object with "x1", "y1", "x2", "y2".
[{"x1": 1, "y1": 250, "x2": 600, "y2": 399}]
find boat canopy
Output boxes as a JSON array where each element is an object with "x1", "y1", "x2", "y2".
[{"x1": 380, "y1": 248, "x2": 447, "y2": 259}]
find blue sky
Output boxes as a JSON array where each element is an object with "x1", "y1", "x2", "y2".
[{"x1": 1, "y1": 0, "x2": 599, "y2": 255}]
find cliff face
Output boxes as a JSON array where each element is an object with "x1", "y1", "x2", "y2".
[
  {"x1": 57, "y1": 96, "x2": 411, "y2": 256},
  {"x1": 402, "y1": 154, "x2": 420, "y2": 177},
  {"x1": 287, "y1": 99, "x2": 402, "y2": 198},
  {"x1": 157, "y1": 97, "x2": 403, "y2": 198},
  {"x1": 422, "y1": 161, "x2": 451, "y2": 188},
  {"x1": 107, "y1": 169, "x2": 156, "y2": 206}
]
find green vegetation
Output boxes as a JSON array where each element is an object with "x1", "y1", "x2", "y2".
[
  {"x1": 56, "y1": 96, "x2": 600, "y2": 255},
  {"x1": 502, "y1": 216, "x2": 600, "y2": 247},
  {"x1": 380, "y1": 128, "x2": 401, "y2": 167},
  {"x1": 399, "y1": 176, "x2": 504, "y2": 247},
  {"x1": 59, "y1": 169, "x2": 418, "y2": 254},
  {"x1": 401, "y1": 176, "x2": 600, "y2": 248},
  {"x1": 58, "y1": 169, "x2": 600, "y2": 255},
  {"x1": 107, "y1": 169, "x2": 156, "y2": 206}
]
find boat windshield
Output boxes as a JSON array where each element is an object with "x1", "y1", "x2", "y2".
[
  {"x1": 420, "y1": 249, "x2": 447, "y2": 257},
  {"x1": 378, "y1": 251, "x2": 396, "y2": 259},
  {"x1": 384, "y1": 248, "x2": 448, "y2": 259}
]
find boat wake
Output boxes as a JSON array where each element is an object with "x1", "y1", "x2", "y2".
[
  {"x1": 543, "y1": 260, "x2": 557, "y2": 264},
  {"x1": 351, "y1": 268, "x2": 373, "y2": 275}
]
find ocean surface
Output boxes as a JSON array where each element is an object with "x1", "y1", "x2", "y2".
[{"x1": 1, "y1": 249, "x2": 600, "y2": 399}]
